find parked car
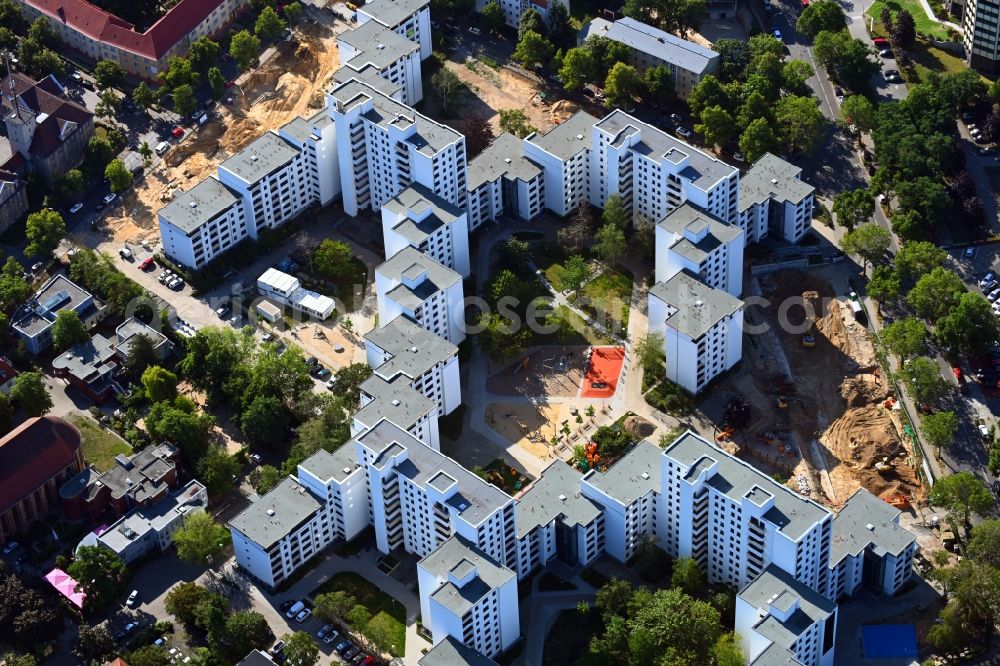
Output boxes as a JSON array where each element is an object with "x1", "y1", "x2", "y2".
[
  {"x1": 119, "y1": 247, "x2": 133, "y2": 260},
  {"x1": 675, "y1": 126, "x2": 692, "y2": 138},
  {"x1": 270, "y1": 640, "x2": 286, "y2": 655},
  {"x1": 262, "y1": 333, "x2": 274, "y2": 342},
  {"x1": 2, "y1": 541, "x2": 18, "y2": 555},
  {"x1": 139, "y1": 257, "x2": 155, "y2": 271},
  {"x1": 884, "y1": 69, "x2": 902, "y2": 83},
  {"x1": 988, "y1": 288, "x2": 1000, "y2": 302},
  {"x1": 103, "y1": 193, "x2": 117, "y2": 205},
  {"x1": 468, "y1": 26, "x2": 481, "y2": 35},
  {"x1": 335, "y1": 641, "x2": 352, "y2": 656},
  {"x1": 982, "y1": 279, "x2": 998, "y2": 293},
  {"x1": 669, "y1": 113, "x2": 684, "y2": 124},
  {"x1": 279, "y1": 600, "x2": 295, "y2": 613},
  {"x1": 981, "y1": 271, "x2": 996, "y2": 288},
  {"x1": 343, "y1": 646, "x2": 360, "y2": 660},
  {"x1": 171, "y1": 127, "x2": 184, "y2": 138},
  {"x1": 69, "y1": 202, "x2": 83, "y2": 214},
  {"x1": 317, "y1": 625, "x2": 334, "y2": 639},
  {"x1": 879, "y1": 48, "x2": 892, "y2": 57},
  {"x1": 325, "y1": 378, "x2": 336, "y2": 390},
  {"x1": 305, "y1": 356, "x2": 318, "y2": 367},
  {"x1": 966, "y1": 247, "x2": 977, "y2": 259},
  {"x1": 295, "y1": 608, "x2": 311, "y2": 623},
  {"x1": 315, "y1": 368, "x2": 331, "y2": 379},
  {"x1": 216, "y1": 305, "x2": 232, "y2": 319},
  {"x1": 323, "y1": 630, "x2": 341, "y2": 645},
  {"x1": 30, "y1": 262, "x2": 43, "y2": 272},
  {"x1": 285, "y1": 601, "x2": 305, "y2": 619},
  {"x1": 167, "y1": 277, "x2": 184, "y2": 289},
  {"x1": 126, "y1": 590, "x2": 138, "y2": 607}
]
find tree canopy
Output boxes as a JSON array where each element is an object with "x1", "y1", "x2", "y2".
[{"x1": 173, "y1": 510, "x2": 231, "y2": 565}]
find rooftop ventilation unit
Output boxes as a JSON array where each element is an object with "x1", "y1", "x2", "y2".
[{"x1": 266, "y1": 508, "x2": 275, "y2": 516}]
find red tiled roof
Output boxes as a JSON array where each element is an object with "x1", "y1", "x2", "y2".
[
  {"x1": 22, "y1": 0, "x2": 229, "y2": 60},
  {"x1": 1, "y1": 72, "x2": 92, "y2": 158},
  {"x1": 0, "y1": 416, "x2": 82, "y2": 511}
]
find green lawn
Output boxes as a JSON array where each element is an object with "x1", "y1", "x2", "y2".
[
  {"x1": 70, "y1": 414, "x2": 132, "y2": 472},
  {"x1": 538, "y1": 304, "x2": 611, "y2": 346},
  {"x1": 311, "y1": 572, "x2": 405, "y2": 657},
  {"x1": 544, "y1": 261, "x2": 569, "y2": 291},
  {"x1": 908, "y1": 40, "x2": 981, "y2": 84},
  {"x1": 867, "y1": 0, "x2": 953, "y2": 40},
  {"x1": 577, "y1": 269, "x2": 633, "y2": 335}
]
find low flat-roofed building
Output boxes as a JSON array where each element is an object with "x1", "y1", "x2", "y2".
[
  {"x1": 114, "y1": 317, "x2": 174, "y2": 362},
  {"x1": 257, "y1": 268, "x2": 336, "y2": 321},
  {"x1": 51, "y1": 334, "x2": 119, "y2": 403},
  {"x1": 13, "y1": 274, "x2": 104, "y2": 354}
]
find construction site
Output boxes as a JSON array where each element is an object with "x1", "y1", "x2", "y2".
[{"x1": 716, "y1": 269, "x2": 923, "y2": 512}]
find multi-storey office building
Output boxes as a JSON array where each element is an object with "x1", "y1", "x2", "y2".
[
  {"x1": 655, "y1": 203, "x2": 745, "y2": 297},
  {"x1": 647, "y1": 270, "x2": 743, "y2": 394},
  {"x1": 382, "y1": 184, "x2": 471, "y2": 276},
  {"x1": 417, "y1": 536, "x2": 519, "y2": 659},
  {"x1": 337, "y1": 20, "x2": 423, "y2": 105},
  {"x1": 827, "y1": 488, "x2": 918, "y2": 600},
  {"x1": 354, "y1": 420, "x2": 518, "y2": 568},
  {"x1": 662, "y1": 432, "x2": 833, "y2": 595},
  {"x1": 580, "y1": 440, "x2": 662, "y2": 563},
  {"x1": 522, "y1": 111, "x2": 598, "y2": 217},
  {"x1": 579, "y1": 17, "x2": 720, "y2": 99},
  {"x1": 739, "y1": 153, "x2": 815, "y2": 244},
  {"x1": 357, "y1": 0, "x2": 432, "y2": 61},
  {"x1": 329, "y1": 79, "x2": 467, "y2": 216},
  {"x1": 374, "y1": 247, "x2": 466, "y2": 345},
  {"x1": 514, "y1": 460, "x2": 605, "y2": 579},
  {"x1": 364, "y1": 315, "x2": 462, "y2": 416},
  {"x1": 736, "y1": 565, "x2": 838, "y2": 666},
  {"x1": 465, "y1": 132, "x2": 544, "y2": 231},
  {"x1": 474, "y1": 0, "x2": 570, "y2": 29}
]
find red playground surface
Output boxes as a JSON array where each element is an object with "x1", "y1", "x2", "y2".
[{"x1": 581, "y1": 346, "x2": 625, "y2": 398}]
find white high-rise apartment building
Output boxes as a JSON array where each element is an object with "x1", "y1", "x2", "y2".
[
  {"x1": 661, "y1": 432, "x2": 833, "y2": 595},
  {"x1": 158, "y1": 178, "x2": 246, "y2": 271},
  {"x1": 655, "y1": 203, "x2": 745, "y2": 297},
  {"x1": 417, "y1": 536, "x2": 519, "y2": 659},
  {"x1": 381, "y1": 184, "x2": 471, "y2": 276},
  {"x1": 828, "y1": 488, "x2": 918, "y2": 600},
  {"x1": 514, "y1": 460, "x2": 605, "y2": 579},
  {"x1": 591, "y1": 110, "x2": 740, "y2": 225},
  {"x1": 352, "y1": 374, "x2": 440, "y2": 451},
  {"x1": 374, "y1": 247, "x2": 466, "y2": 345},
  {"x1": 364, "y1": 315, "x2": 462, "y2": 416},
  {"x1": 357, "y1": 0, "x2": 432, "y2": 61},
  {"x1": 739, "y1": 153, "x2": 815, "y2": 244},
  {"x1": 465, "y1": 132, "x2": 544, "y2": 231},
  {"x1": 474, "y1": 0, "x2": 571, "y2": 29},
  {"x1": 328, "y1": 79, "x2": 467, "y2": 217},
  {"x1": 648, "y1": 271, "x2": 744, "y2": 394},
  {"x1": 522, "y1": 111, "x2": 598, "y2": 217},
  {"x1": 336, "y1": 20, "x2": 423, "y2": 105},
  {"x1": 354, "y1": 420, "x2": 517, "y2": 568},
  {"x1": 736, "y1": 565, "x2": 838, "y2": 666}
]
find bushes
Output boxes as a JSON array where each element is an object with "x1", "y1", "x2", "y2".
[{"x1": 646, "y1": 379, "x2": 693, "y2": 416}]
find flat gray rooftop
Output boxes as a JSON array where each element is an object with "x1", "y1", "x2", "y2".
[
  {"x1": 468, "y1": 131, "x2": 542, "y2": 191},
  {"x1": 419, "y1": 535, "x2": 515, "y2": 616},
  {"x1": 99, "y1": 480, "x2": 207, "y2": 554},
  {"x1": 332, "y1": 64, "x2": 402, "y2": 98},
  {"x1": 357, "y1": 420, "x2": 512, "y2": 526},
  {"x1": 355, "y1": 374, "x2": 436, "y2": 429},
  {"x1": 229, "y1": 476, "x2": 321, "y2": 549},
  {"x1": 582, "y1": 17, "x2": 719, "y2": 75},
  {"x1": 366, "y1": 315, "x2": 457, "y2": 380},
  {"x1": 739, "y1": 152, "x2": 814, "y2": 210},
  {"x1": 515, "y1": 460, "x2": 603, "y2": 538},
  {"x1": 340, "y1": 20, "x2": 418, "y2": 69},
  {"x1": 385, "y1": 183, "x2": 463, "y2": 245},
  {"x1": 51, "y1": 334, "x2": 115, "y2": 383},
  {"x1": 649, "y1": 269, "x2": 743, "y2": 339},
  {"x1": 358, "y1": 0, "x2": 428, "y2": 28},
  {"x1": 659, "y1": 203, "x2": 743, "y2": 265},
  {"x1": 219, "y1": 132, "x2": 300, "y2": 185},
  {"x1": 595, "y1": 110, "x2": 737, "y2": 191},
  {"x1": 159, "y1": 178, "x2": 240, "y2": 235},
  {"x1": 664, "y1": 431, "x2": 831, "y2": 540},
  {"x1": 830, "y1": 488, "x2": 916, "y2": 564},
  {"x1": 739, "y1": 564, "x2": 836, "y2": 651},
  {"x1": 418, "y1": 636, "x2": 499, "y2": 666},
  {"x1": 331, "y1": 79, "x2": 462, "y2": 156},
  {"x1": 583, "y1": 440, "x2": 662, "y2": 505},
  {"x1": 526, "y1": 110, "x2": 598, "y2": 160},
  {"x1": 298, "y1": 444, "x2": 361, "y2": 484}
]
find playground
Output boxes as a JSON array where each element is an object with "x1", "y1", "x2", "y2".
[
  {"x1": 581, "y1": 347, "x2": 625, "y2": 398},
  {"x1": 487, "y1": 347, "x2": 589, "y2": 398}
]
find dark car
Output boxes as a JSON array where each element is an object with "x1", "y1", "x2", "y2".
[
  {"x1": 279, "y1": 600, "x2": 295, "y2": 613},
  {"x1": 309, "y1": 364, "x2": 326, "y2": 377},
  {"x1": 315, "y1": 367, "x2": 331, "y2": 379},
  {"x1": 335, "y1": 641, "x2": 352, "y2": 655},
  {"x1": 305, "y1": 356, "x2": 318, "y2": 367}
]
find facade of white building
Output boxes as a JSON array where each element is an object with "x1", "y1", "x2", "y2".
[
  {"x1": 739, "y1": 153, "x2": 815, "y2": 244},
  {"x1": 357, "y1": 0, "x2": 432, "y2": 61},
  {"x1": 522, "y1": 111, "x2": 598, "y2": 217},
  {"x1": 328, "y1": 79, "x2": 467, "y2": 217},
  {"x1": 579, "y1": 17, "x2": 720, "y2": 99},
  {"x1": 465, "y1": 132, "x2": 544, "y2": 231},
  {"x1": 364, "y1": 314, "x2": 462, "y2": 416},
  {"x1": 374, "y1": 247, "x2": 466, "y2": 345},
  {"x1": 475, "y1": 0, "x2": 570, "y2": 29},
  {"x1": 256, "y1": 268, "x2": 336, "y2": 320},
  {"x1": 736, "y1": 565, "x2": 838, "y2": 666},
  {"x1": 382, "y1": 184, "x2": 471, "y2": 276},
  {"x1": 655, "y1": 203, "x2": 745, "y2": 297},
  {"x1": 337, "y1": 20, "x2": 423, "y2": 105},
  {"x1": 417, "y1": 536, "x2": 519, "y2": 659},
  {"x1": 648, "y1": 271, "x2": 744, "y2": 394},
  {"x1": 158, "y1": 177, "x2": 247, "y2": 271},
  {"x1": 353, "y1": 374, "x2": 441, "y2": 451},
  {"x1": 828, "y1": 488, "x2": 918, "y2": 600}
]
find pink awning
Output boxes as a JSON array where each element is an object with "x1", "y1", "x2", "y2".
[{"x1": 45, "y1": 568, "x2": 86, "y2": 608}]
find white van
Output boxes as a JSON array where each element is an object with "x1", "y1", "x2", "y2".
[
  {"x1": 155, "y1": 141, "x2": 169, "y2": 155},
  {"x1": 285, "y1": 600, "x2": 305, "y2": 619}
]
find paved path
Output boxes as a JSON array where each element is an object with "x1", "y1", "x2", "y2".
[{"x1": 520, "y1": 590, "x2": 595, "y2": 666}]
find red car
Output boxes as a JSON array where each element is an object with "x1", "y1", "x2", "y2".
[
  {"x1": 171, "y1": 127, "x2": 184, "y2": 138},
  {"x1": 139, "y1": 257, "x2": 156, "y2": 271},
  {"x1": 224, "y1": 80, "x2": 234, "y2": 89}
]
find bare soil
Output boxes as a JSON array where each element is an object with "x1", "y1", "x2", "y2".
[{"x1": 487, "y1": 347, "x2": 588, "y2": 398}]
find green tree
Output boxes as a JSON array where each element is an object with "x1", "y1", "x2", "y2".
[
  {"x1": 714, "y1": 38, "x2": 751, "y2": 82},
  {"x1": 899, "y1": 356, "x2": 949, "y2": 406},
  {"x1": 594, "y1": 223, "x2": 626, "y2": 266},
  {"x1": 105, "y1": 158, "x2": 132, "y2": 194},
  {"x1": 907, "y1": 267, "x2": 965, "y2": 321},
  {"x1": 840, "y1": 223, "x2": 889, "y2": 272},
  {"x1": 561, "y1": 255, "x2": 589, "y2": 295},
  {"x1": 173, "y1": 510, "x2": 230, "y2": 565},
  {"x1": 55, "y1": 168, "x2": 85, "y2": 204},
  {"x1": 602, "y1": 193, "x2": 629, "y2": 230},
  {"x1": 431, "y1": 67, "x2": 462, "y2": 112},
  {"x1": 796, "y1": 0, "x2": 847, "y2": 37},
  {"x1": 10, "y1": 372, "x2": 52, "y2": 417},
  {"x1": 188, "y1": 36, "x2": 220, "y2": 73},
  {"x1": 74, "y1": 625, "x2": 116, "y2": 663},
  {"x1": 95, "y1": 88, "x2": 121, "y2": 119},
  {"x1": 937, "y1": 292, "x2": 1000, "y2": 356},
  {"x1": 514, "y1": 30, "x2": 553, "y2": 68},
  {"x1": 635, "y1": 332, "x2": 665, "y2": 373},
  {"x1": 894, "y1": 241, "x2": 946, "y2": 284},
  {"x1": 833, "y1": 189, "x2": 875, "y2": 232},
  {"x1": 255, "y1": 6, "x2": 287, "y2": 41},
  {"x1": 230, "y1": 30, "x2": 261, "y2": 71},
  {"x1": 142, "y1": 365, "x2": 178, "y2": 402},
  {"x1": 314, "y1": 591, "x2": 356, "y2": 624},
  {"x1": 313, "y1": 239, "x2": 354, "y2": 279},
  {"x1": 739, "y1": 117, "x2": 780, "y2": 162},
  {"x1": 193, "y1": 590, "x2": 228, "y2": 639},
  {"x1": 475, "y1": 311, "x2": 532, "y2": 361},
  {"x1": 195, "y1": 445, "x2": 240, "y2": 496},
  {"x1": 891, "y1": 8, "x2": 916, "y2": 48},
  {"x1": 882, "y1": 317, "x2": 927, "y2": 359},
  {"x1": 208, "y1": 66, "x2": 226, "y2": 98},
  {"x1": 249, "y1": 464, "x2": 281, "y2": 494},
  {"x1": 132, "y1": 82, "x2": 156, "y2": 114},
  {"x1": 223, "y1": 611, "x2": 271, "y2": 659},
  {"x1": 929, "y1": 472, "x2": 994, "y2": 527},
  {"x1": 695, "y1": 105, "x2": 736, "y2": 148},
  {"x1": 145, "y1": 399, "x2": 216, "y2": 463},
  {"x1": 0, "y1": 258, "x2": 29, "y2": 312},
  {"x1": 93, "y1": 59, "x2": 125, "y2": 90},
  {"x1": 967, "y1": 519, "x2": 1000, "y2": 569},
  {"x1": 671, "y1": 558, "x2": 705, "y2": 595},
  {"x1": 346, "y1": 605, "x2": 371, "y2": 632},
  {"x1": 125, "y1": 333, "x2": 158, "y2": 376},
  {"x1": 781, "y1": 60, "x2": 814, "y2": 94},
  {"x1": 283, "y1": 1, "x2": 303, "y2": 25},
  {"x1": 714, "y1": 633, "x2": 745, "y2": 666},
  {"x1": 518, "y1": 8, "x2": 545, "y2": 37},
  {"x1": 160, "y1": 56, "x2": 194, "y2": 90},
  {"x1": 283, "y1": 631, "x2": 319, "y2": 666},
  {"x1": 688, "y1": 75, "x2": 734, "y2": 117},
  {"x1": 840, "y1": 94, "x2": 877, "y2": 133},
  {"x1": 814, "y1": 30, "x2": 879, "y2": 90},
  {"x1": 172, "y1": 83, "x2": 196, "y2": 118},
  {"x1": 84, "y1": 136, "x2": 114, "y2": 176},
  {"x1": 547, "y1": 0, "x2": 572, "y2": 45},
  {"x1": 776, "y1": 94, "x2": 825, "y2": 154},
  {"x1": 328, "y1": 364, "x2": 373, "y2": 408},
  {"x1": 559, "y1": 47, "x2": 596, "y2": 90},
  {"x1": 127, "y1": 646, "x2": 171, "y2": 666},
  {"x1": 240, "y1": 394, "x2": 290, "y2": 449},
  {"x1": 165, "y1": 582, "x2": 209, "y2": 626},
  {"x1": 498, "y1": 108, "x2": 537, "y2": 138},
  {"x1": 604, "y1": 62, "x2": 642, "y2": 108},
  {"x1": 25, "y1": 208, "x2": 65, "y2": 257},
  {"x1": 644, "y1": 65, "x2": 674, "y2": 106},
  {"x1": 481, "y1": 0, "x2": 505, "y2": 33},
  {"x1": 0, "y1": 393, "x2": 13, "y2": 434},
  {"x1": 363, "y1": 614, "x2": 398, "y2": 656},
  {"x1": 52, "y1": 310, "x2": 89, "y2": 351},
  {"x1": 921, "y1": 411, "x2": 958, "y2": 454},
  {"x1": 67, "y1": 546, "x2": 128, "y2": 611}
]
